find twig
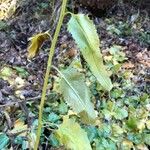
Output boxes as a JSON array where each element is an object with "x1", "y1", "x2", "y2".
[
  {"x1": 0, "y1": 93, "x2": 53, "y2": 108},
  {"x1": 3, "y1": 110, "x2": 12, "y2": 129},
  {"x1": 7, "y1": 129, "x2": 29, "y2": 137}
]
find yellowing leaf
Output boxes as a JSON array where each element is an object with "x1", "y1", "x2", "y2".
[
  {"x1": 68, "y1": 14, "x2": 113, "y2": 91},
  {"x1": 0, "y1": 66, "x2": 25, "y2": 89},
  {"x1": 112, "y1": 124, "x2": 124, "y2": 137},
  {"x1": 28, "y1": 132, "x2": 36, "y2": 149},
  {"x1": 0, "y1": 66, "x2": 14, "y2": 79},
  {"x1": 60, "y1": 67, "x2": 97, "y2": 124},
  {"x1": 27, "y1": 32, "x2": 49, "y2": 59},
  {"x1": 137, "y1": 119, "x2": 146, "y2": 132},
  {"x1": 0, "y1": 0, "x2": 17, "y2": 20},
  {"x1": 56, "y1": 117, "x2": 92, "y2": 150},
  {"x1": 136, "y1": 144, "x2": 149, "y2": 150},
  {"x1": 10, "y1": 119, "x2": 27, "y2": 136},
  {"x1": 146, "y1": 120, "x2": 150, "y2": 130},
  {"x1": 122, "y1": 140, "x2": 133, "y2": 149},
  {"x1": 0, "y1": 66, "x2": 16, "y2": 86}
]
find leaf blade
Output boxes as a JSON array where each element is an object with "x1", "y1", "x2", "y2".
[
  {"x1": 27, "y1": 32, "x2": 49, "y2": 59},
  {"x1": 60, "y1": 67, "x2": 97, "y2": 124},
  {"x1": 55, "y1": 117, "x2": 92, "y2": 150},
  {"x1": 68, "y1": 14, "x2": 113, "y2": 91},
  {"x1": 0, "y1": 133, "x2": 9, "y2": 149}
]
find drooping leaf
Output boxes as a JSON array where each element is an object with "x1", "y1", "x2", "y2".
[
  {"x1": 55, "y1": 116, "x2": 92, "y2": 150},
  {"x1": 0, "y1": 133, "x2": 9, "y2": 149},
  {"x1": 68, "y1": 14, "x2": 113, "y2": 91},
  {"x1": 60, "y1": 67, "x2": 97, "y2": 124},
  {"x1": 27, "y1": 32, "x2": 49, "y2": 59}
]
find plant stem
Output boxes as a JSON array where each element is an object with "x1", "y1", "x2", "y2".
[{"x1": 34, "y1": 0, "x2": 68, "y2": 149}]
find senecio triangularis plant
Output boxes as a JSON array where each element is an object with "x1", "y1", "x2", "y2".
[{"x1": 27, "y1": 0, "x2": 112, "y2": 149}]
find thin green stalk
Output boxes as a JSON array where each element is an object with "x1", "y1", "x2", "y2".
[{"x1": 34, "y1": 0, "x2": 68, "y2": 149}]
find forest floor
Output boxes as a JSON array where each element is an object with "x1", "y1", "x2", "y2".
[{"x1": 0, "y1": 0, "x2": 150, "y2": 149}]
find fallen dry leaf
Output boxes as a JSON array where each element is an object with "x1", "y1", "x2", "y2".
[
  {"x1": 10, "y1": 119, "x2": 27, "y2": 136},
  {"x1": 122, "y1": 62, "x2": 135, "y2": 69},
  {"x1": 0, "y1": 0, "x2": 17, "y2": 20}
]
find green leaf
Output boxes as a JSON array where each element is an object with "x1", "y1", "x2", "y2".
[
  {"x1": 0, "y1": 66, "x2": 14, "y2": 78},
  {"x1": 112, "y1": 124, "x2": 124, "y2": 137},
  {"x1": 60, "y1": 67, "x2": 97, "y2": 124},
  {"x1": 58, "y1": 101, "x2": 68, "y2": 115},
  {"x1": 0, "y1": 133, "x2": 9, "y2": 149},
  {"x1": 48, "y1": 112, "x2": 60, "y2": 123},
  {"x1": 55, "y1": 117, "x2": 92, "y2": 150},
  {"x1": 126, "y1": 117, "x2": 138, "y2": 131},
  {"x1": 68, "y1": 14, "x2": 113, "y2": 91},
  {"x1": 84, "y1": 126, "x2": 98, "y2": 142},
  {"x1": 49, "y1": 133, "x2": 60, "y2": 147},
  {"x1": 0, "y1": 20, "x2": 7, "y2": 30},
  {"x1": 111, "y1": 88, "x2": 124, "y2": 99},
  {"x1": 144, "y1": 134, "x2": 150, "y2": 146},
  {"x1": 113, "y1": 107, "x2": 128, "y2": 120},
  {"x1": 98, "y1": 124, "x2": 111, "y2": 138},
  {"x1": 127, "y1": 133, "x2": 143, "y2": 145},
  {"x1": 14, "y1": 67, "x2": 29, "y2": 78},
  {"x1": 95, "y1": 138, "x2": 117, "y2": 150}
]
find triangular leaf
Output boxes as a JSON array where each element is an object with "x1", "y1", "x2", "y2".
[
  {"x1": 60, "y1": 67, "x2": 97, "y2": 124},
  {"x1": 68, "y1": 14, "x2": 113, "y2": 91},
  {"x1": 27, "y1": 32, "x2": 49, "y2": 59},
  {"x1": 55, "y1": 117, "x2": 92, "y2": 150}
]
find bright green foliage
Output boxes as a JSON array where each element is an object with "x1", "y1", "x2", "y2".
[
  {"x1": 49, "y1": 133, "x2": 60, "y2": 147},
  {"x1": 55, "y1": 117, "x2": 92, "y2": 150},
  {"x1": 144, "y1": 134, "x2": 150, "y2": 146},
  {"x1": 126, "y1": 117, "x2": 138, "y2": 131},
  {"x1": 60, "y1": 67, "x2": 97, "y2": 124},
  {"x1": 68, "y1": 14, "x2": 113, "y2": 91},
  {"x1": 14, "y1": 66, "x2": 29, "y2": 78},
  {"x1": 101, "y1": 100, "x2": 128, "y2": 120},
  {"x1": 95, "y1": 138, "x2": 117, "y2": 150},
  {"x1": 47, "y1": 112, "x2": 60, "y2": 123},
  {"x1": 113, "y1": 107, "x2": 128, "y2": 120},
  {"x1": 0, "y1": 66, "x2": 14, "y2": 78},
  {"x1": 0, "y1": 133, "x2": 9, "y2": 149}
]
